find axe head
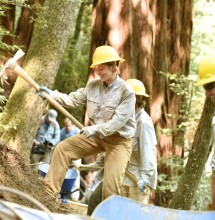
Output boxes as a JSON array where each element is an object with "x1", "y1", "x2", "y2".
[{"x1": 0, "y1": 49, "x2": 25, "y2": 77}]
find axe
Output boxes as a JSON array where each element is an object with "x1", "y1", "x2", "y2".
[{"x1": 0, "y1": 49, "x2": 84, "y2": 130}]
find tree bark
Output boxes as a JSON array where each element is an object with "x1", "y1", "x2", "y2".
[
  {"x1": 0, "y1": 0, "x2": 77, "y2": 161},
  {"x1": 170, "y1": 98, "x2": 215, "y2": 209},
  {"x1": 152, "y1": 0, "x2": 194, "y2": 158}
]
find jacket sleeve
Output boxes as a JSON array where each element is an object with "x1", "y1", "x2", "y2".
[
  {"x1": 139, "y1": 122, "x2": 157, "y2": 182},
  {"x1": 50, "y1": 88, "x2": 87, "y2": 108}
]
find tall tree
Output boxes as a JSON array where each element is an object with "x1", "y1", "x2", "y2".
[{"x1": 0, "y1": 0, "x2": 77, "y2": 160}]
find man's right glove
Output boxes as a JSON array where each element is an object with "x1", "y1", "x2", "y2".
[
  {"x1": 137, "y1": 179, "x2": 147, "y2": 192},
  {"x1": 39, "y1": 86, "x2": 52, "y2": 95},
  {"x1": 80, "y1": 125, "x2": 98, "y2": 138}
]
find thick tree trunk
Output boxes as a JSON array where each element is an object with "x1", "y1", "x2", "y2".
[
  {"x1": 0, "y1": 0, "x2": 77, "y2": 161},
  {"x1": 170, "y1": 98, "x2": 215, "y2": 209},
  {"x1": 88, "y1": 0, "x2": 107, "y2": 77},
  {"x1": 152, "y1": 0, "x2": 193, "y2": 158},
  {"x1": 130, "y1": 0, "x2": 157, "y2": 112}
]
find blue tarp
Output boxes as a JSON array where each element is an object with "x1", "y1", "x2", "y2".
[{"x1": 92, "y1": 195, "x2": 215, "y2": 220}]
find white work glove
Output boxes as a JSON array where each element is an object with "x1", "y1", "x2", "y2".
[
  {"x1": 80, "y1": 125, "x2": 98, "y2": 138},
  {"x1": 137, "y1": 179, "x2": 147, "y2": 192}
]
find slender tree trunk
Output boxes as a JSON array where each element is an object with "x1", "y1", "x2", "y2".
[
  {"x1": 0, "y1": 0, "x2": 77, "y2": 161},
  {"x1": 170, "y1": 98, "x2": 215, "y2": 209}
]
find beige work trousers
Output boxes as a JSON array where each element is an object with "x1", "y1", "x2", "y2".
[
  {"x1": 121, "y1": 185, "x2": 152, "y2": 204},
  {"x1": 44, "y1": 133, "x2": 132, "y2": 200},
  {"x1": 30, "y1": 150, "x2": 53, "y2": 172}
]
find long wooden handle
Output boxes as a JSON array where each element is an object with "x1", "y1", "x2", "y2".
[{"x1": 9, "y1": 64, "x2": 84, "y2": 129}]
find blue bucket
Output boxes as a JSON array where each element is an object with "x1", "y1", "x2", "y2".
[{"x1": 39, "y1": 163, "x2": 78, "y2": 203}]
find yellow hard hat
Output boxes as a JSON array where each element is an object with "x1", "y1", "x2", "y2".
[
  {"x1": 196, "y1": 55, "x2": 215, "y2": 86},
  {"x1": 126, "y1": 79, "x2": 149, "y2": 97},
  {"x1": 90, "y1": 45, "x2": 125, "y2": 68}
]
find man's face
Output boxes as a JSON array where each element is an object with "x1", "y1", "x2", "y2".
[
  {"x1": 94, "y1": 64, "x2": 116, "y2": 85},
  {"x1": 64, "y1": 122, "x2": 73, "y2": 132},
  {"x1": 203, "y1": 82, "x2": 215, "y2": 102}
]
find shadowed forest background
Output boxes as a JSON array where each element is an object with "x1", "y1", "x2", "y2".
[{"x1": 0, "y1": 0, "x2": 215, "y2": 212}]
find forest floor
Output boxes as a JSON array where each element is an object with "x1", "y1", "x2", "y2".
[{"x1": 0, "y1": 141, "x2": 87, "y2": 217}]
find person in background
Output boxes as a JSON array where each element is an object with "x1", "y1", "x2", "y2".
[
  {"x1": 60, "y1": 118, "x2": 80, "y2": 141},
  {"x1": 86, "y1": 79, "x2": 157, "y2": 215},
  {"x1": 196, "y1": 55, "x2": 215, "y2": 210},
  {"x1": 39, "y1": 45, "x2": 136, "y2": 201},
  {"x1": 60, "y1": 118, "x2": 81, "y2": 201},
  {"x1": 30, "y1": 109, "x2": 60, "y2": 172}
]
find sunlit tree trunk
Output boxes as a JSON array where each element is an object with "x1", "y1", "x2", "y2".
[
  {"x1": 0, "y1": 0, "x2": 76, "y2": 161},
  {"x1": 152, "y1": 0, "x2": 193, "y2": 158}
]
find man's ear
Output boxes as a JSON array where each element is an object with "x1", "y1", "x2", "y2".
[{"x1": 111, "y1": 65, "x2": 117, "y2": 72}]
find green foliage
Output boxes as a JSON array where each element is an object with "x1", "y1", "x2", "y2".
[
  {"x1": 159, "y1": 71, "x2": 198, "y2": 143},
  {"x1": 156, "y1": 156, "x2": 183, "y2": 207},
  {"x1": 157, "y1": 156, "x2": 184, "y2": 194},
  {"x1": 191, "y1": 172, "x2": 212, "y2": 211}
]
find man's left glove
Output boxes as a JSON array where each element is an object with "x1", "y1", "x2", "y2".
[
  {"x1": 39, "y1": 86, "x2": 53, "y2": 95},
  {"x1": 137, "y1": 179, "x2": 147, "y2": 192},
  {"x1": 80, "y1": 125, "x2": 98, "y2": 138}
]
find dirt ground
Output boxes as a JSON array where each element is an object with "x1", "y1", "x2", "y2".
[{"x1": 0, "y1": 141, "x2": 87, "y2": 216}]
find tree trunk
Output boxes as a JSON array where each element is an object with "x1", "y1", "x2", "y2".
[
  {"x1": 152, "y1": 0, "x2": 193, "y2": 158},
  {"x1": 0, "y1": 0, "x2": 76, "y2": 161},
  {"x1": 88, "y1": 0, "x2": 107, "y2": 77},
  {"x1": 130, "y1": 0, "x2": 157, "y2": 111},
  {"x1": 170, "y1": 98, "x2": 215, "y2": 209}
]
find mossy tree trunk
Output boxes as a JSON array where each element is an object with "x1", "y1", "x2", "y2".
[
  {"x1": 170, "y1": 98, "x2": 215, "y2": 209},
  {"x1": 0, "y1": 0, "x2": 77, "y2": 161}
]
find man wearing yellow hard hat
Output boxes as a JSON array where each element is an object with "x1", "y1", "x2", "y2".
[
  {"x1": 196, "y1": 56, "x2": 215, "y2": 101},
  {"x1": 197, "y1": 55, "x2": 215, "y2": 209},
  {"x1": 39, "y1": 45, "x2": 136, "y2": 201}
]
